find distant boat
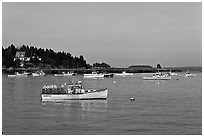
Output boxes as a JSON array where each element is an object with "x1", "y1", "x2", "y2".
[
  {"x1": 104, "y1": 73, "x2": 114, "y2": 78},
  {"x1": 169, "y1": 72, "x2": 178, "y2": 76},
  {"x1": 143, "y1": 72, "x2": 171, "y2": 80},
  {"x1": 32, "y1": 70, "x2": 45, "y2": 77},
  {"x1": 54, "y1": 72, "x2": 75, "y2": 77},
  {"x1": 54, "y1": 73, "x2": 64, "y2": 77},
  {"x1": 16, "y1": 72, "x2": 28, "y2": 77},
  {"x1": 7, "y1": 74, "x2": 17, "y2": 78},
  {"x1": 63, "y1": 72, "x2": 75, "y2": 76},
  {"x1": 7, "y1": 72, "x2": 28, "y2": 78},
  {"x1": 41, "y1": 81, "x2": 108, "y2": 101},
  {"x1": 84, "y1": 72, "x2": 104, "y2": 78},
  {"x1": 185, "y1": 71, "x2": 196, "y2": 77},
  {"x1": 115, "y1": 71, "x2": 133, "y2": 76}
]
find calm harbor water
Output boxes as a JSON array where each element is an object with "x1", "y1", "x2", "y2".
[{"x1": 2, "y1": 73, "x2": 202, "y2": 135}]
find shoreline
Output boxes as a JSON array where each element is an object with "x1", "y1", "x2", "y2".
[{"x1": 2, "y1": 66, "x2": 202, "y2": 74}]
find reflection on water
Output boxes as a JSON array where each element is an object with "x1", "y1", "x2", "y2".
[{"x1": 42, "y1": 100, "x2": 108, "y2": 111}]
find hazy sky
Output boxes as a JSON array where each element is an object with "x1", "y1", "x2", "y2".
[{"x1": 2, "y1": 2, "x2": 202, "y2": 67}]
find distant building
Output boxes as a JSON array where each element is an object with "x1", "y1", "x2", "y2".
[
  {"x1": 14, "y1": 51, "x2": 41, "y2": 67},
  {"x1": 14, "y1": 51, "x2": 26, "y2": 61},
  {"x1": 14, "y1": 51, "x2": 31, "y2": 62},
  {"x1": 14, "y1": 51, "x2": 31, "y2": 67}
]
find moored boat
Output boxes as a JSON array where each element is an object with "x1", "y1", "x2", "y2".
[
  {"x1": 143, "y1": 72, "x2": 171, "y2": 80},
  {"x1": 32, "y1": 70, "x2": 45, "y2": 77},
  {"x1": 115, "y1": 71, "x2": 133, "y2": 76},
  {"x1": 169, "y1": 72, "x2": 178, "y2": 76},
  {"x1": 54, "y1": 72, "x2": 75, "y2": 76},
  {"x1": 104, "y1": 73, "x2": 114, "y2": 78},
  {"x1": 41, "y1": 81, "x2": 108, "y2": 101},
  {"x1": 7, "y1": 72, "x2": 28, "y2": 78},
  {"x1": 63, "y1": 72, "x2": 75, "y2": 76},
  {"x1": 54, "y1": 73, "x2": 64, "y2": 77},
  {"x1": 7, "y1": 74, "x2": 17, "y2": 78},
  {"x1": 185, "y1": 71, "x2": 196, "y2": 77},
  {"x1": 84, "y1": 72, "x2": 104, "y2": 78}
]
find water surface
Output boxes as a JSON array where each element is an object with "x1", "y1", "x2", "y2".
[{"x1": 2, "y1": 73, "x2": 202, "y2": 134}]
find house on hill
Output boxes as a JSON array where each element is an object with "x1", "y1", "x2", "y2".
[{"x1": 14, "y1": 51, "x2": 31, "y2": 67}]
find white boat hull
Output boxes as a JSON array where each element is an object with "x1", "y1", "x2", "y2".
[
  {"x1": 32, "y1": 73, "x2": 45, "y2": 77},
  {"x1": 41, "y1": 89, "x2": 108, "y2": 101},
  {"x1": 143, "y1": 76, "x2": 171, "y2": 80},
  {"x1": 7, "y1": 75, "x2": 17, "y2": 78},
  {"x1": 54, "y1": 74, "x2": 64, "y2": 76},
  {"x1": 84, "y1": 74, "x2": 104, "y2": 78},
  {"x1": 115, "y1": 74, "x2": 133, "y2": 76},
  {"x1": 115, "y1": 72, "x2": 133, "y2": 76},
  {"x1": 8, "y1": 74, "x2": 28, "y2": 78},
  {"x1": 63, "y1": 72, "x2": 75, "y2": 76},
  {"x1": 185, "y1": 74, "x2": 196, "y2": 77},
  {"x1": 54, "y1": 73, "x2": 74, "y2": 76},
  {"x1": 170, "y1": 73, "x2": 178, "y2": 76}
]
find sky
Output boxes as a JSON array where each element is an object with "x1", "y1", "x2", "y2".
[{"x1": 2, "y1": 2, "x2": 202, "y2": 68}]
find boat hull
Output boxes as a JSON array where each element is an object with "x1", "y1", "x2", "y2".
[
  {"x1": 84, "y1": 74, "x2": 104, "y2": 78},
  {"x1": 32, "y1": 73, "x2": 45, "y2": 77},
  {"x1": 7, "y1": 75, "x2": 16, "y2": 78},
  {"x1": 54, "y1": 73, "x2": 74, "y2": 76},
  {"x1": 115, "y1": 72, "x2": 133, "y2": 76},
  {"x1": 143, "y1": 76, "x2": 171, "y2": 80},
  {"x1": 54, "y1": 74, "x2": 64, "y2": 76},
  {"x1": 185, "y1": 74, "x2": 196, "y2": 77},
  {"x1": 8, "y1": 74, "x2": 28, "y2": 78},
  {"x1": 41, "y1": 89, "x2": 108, "y2": 101}
]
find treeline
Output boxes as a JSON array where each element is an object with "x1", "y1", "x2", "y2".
[
  {"x1": 2, "y1": 44, "x2": 92, "y2": 69},
  {"x1": 93, "y1": 62, "x2": 111, "y2": 68}
]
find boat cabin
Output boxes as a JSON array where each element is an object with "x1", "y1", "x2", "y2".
[{"x1": 67, "y1": 84, "x2": 85, "y2": 94}]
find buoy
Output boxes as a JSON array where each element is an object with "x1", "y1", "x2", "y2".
[
  {"x1": 130, "y1": 98, "x2": 135, "y2": 101},
  {"x1": 113, "y1": 81, "x2": 116, "y2": 84}
]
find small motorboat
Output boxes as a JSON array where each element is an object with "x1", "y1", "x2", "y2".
[
  {"x1": 115, "y1": 71, "x2": 133, "y2": 77},
  {"x1": 7, "y1": 74, "x2": 17, "y2": 78},
  {"x1": 104, "y1": 73, "x2": 114, "y2": 78},
  {"x1": 54, "y1": 73, "x2": 64, "y2": 77},
  {"x1": 84, "y1": 72, "x2": 104, "y2": 78},
  {"x1": 54, "y1": 72, "x2": 75, "y2": 77},
  {"x1": 32, "y1": 70, "x2": 45, "y2": 77},
  {"x1": 185, "y1": 71, "x2": 196, "y2": 77},
  {"x1": 63, "y1": 72, "x2": 75, "y2": 76},
  {"x1": 143, "y1": 72, "x2": 171, "y2": 80},
  {"x1": 7, "y1": 72, "x2": 28, "y2": 78},
  {"x1": 41, "y1": 81, "x2": 108, "y2": 101},
  {"x1": 169, "y1": 72, "x2": 178, "y2": 76}
]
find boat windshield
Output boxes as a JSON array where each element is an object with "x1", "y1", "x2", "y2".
[{"x1": 68, "y1": 84, "x2": 82, "y2": 89}]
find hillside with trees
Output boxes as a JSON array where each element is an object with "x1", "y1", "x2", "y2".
[{"x1": 2, "y1": 44, "x2": 91, "y2": 69}]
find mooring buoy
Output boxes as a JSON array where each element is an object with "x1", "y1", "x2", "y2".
[{"x1": 130, "y1": 97, "x2": 135, "y2": 101}]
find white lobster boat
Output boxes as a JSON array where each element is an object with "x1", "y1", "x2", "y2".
[{"x1": 41, "y1": 81, "x2": 108, "y2": 101}]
